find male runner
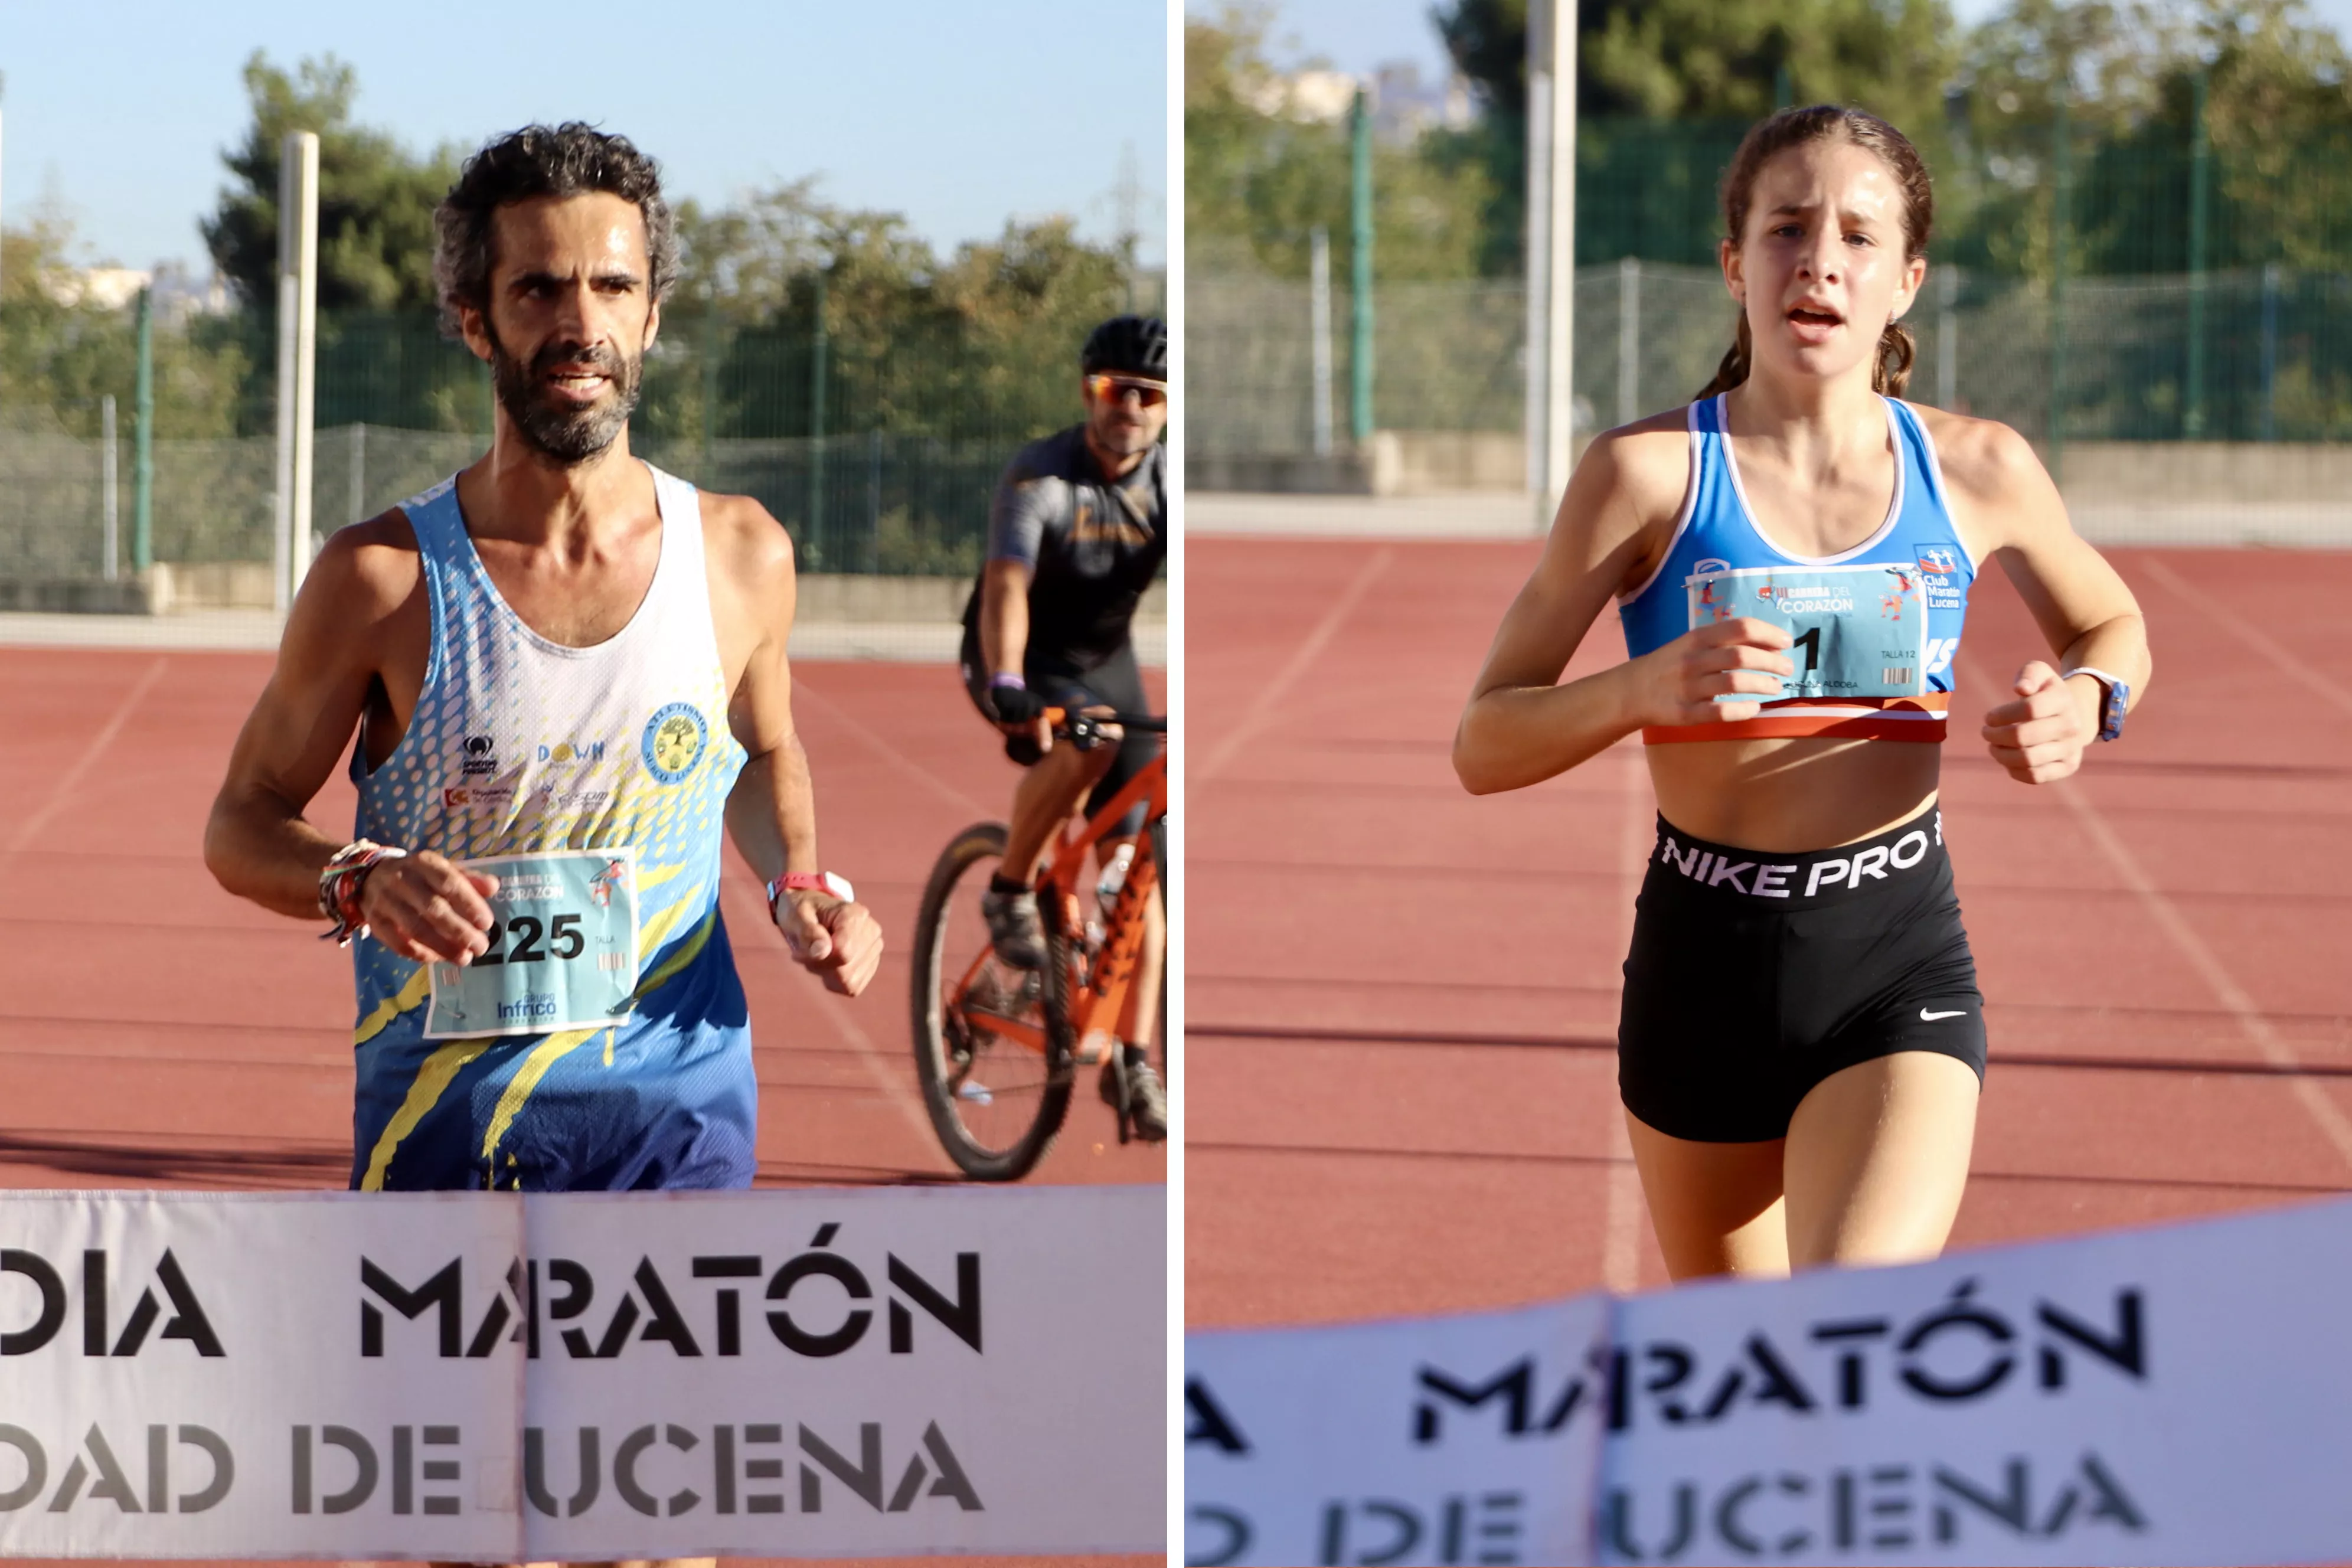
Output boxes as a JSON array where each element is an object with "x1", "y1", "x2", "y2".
[
  {"x1": 959, "y1": 315, "x2": 1168, "y2": 1140},
  {"x1": 205, "y1": 123, "x2": 883, "y2": 1193}
]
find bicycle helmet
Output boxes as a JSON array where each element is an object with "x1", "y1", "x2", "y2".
[{"x1": 1080, "y1": 315, "x2": 1167, "y2": 380}]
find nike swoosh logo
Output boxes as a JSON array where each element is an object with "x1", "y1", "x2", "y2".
[{"x1": 1920, "y1": 1008, "x2": 1969, "y2": 1021}]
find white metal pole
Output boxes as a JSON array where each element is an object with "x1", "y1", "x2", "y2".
[
  {"x1": 289, "y1": 131, "x2": 320, "y2": 596},
  {"x1": 1617, "y1": 256, "x2": 1642, "y2": 428},
  {"x1": 1542, "y1": 1, "x2": 1578, "y2": 528},
  {"x1": 1938, "y1": 263, "x2": 1959, "y2": 410},
  {"x1": 1309, "y1": 226, "x2": 1334, "y2": 458},
  {"x1": 349, "y1": 421, "x2": 367, "y2": 527},
  {"x1": 101, "y1": 394, "x2": 119, "y2": 581},
  {"x1": 1523, "y1": 58, "x2": 1551, "y2": 504},
  {"x1": 273, "y1": 156, "x2": 298, "y2": 618},
  {"x1": 1525, "y1": 0, "x2": 1578, "y2": 529}
]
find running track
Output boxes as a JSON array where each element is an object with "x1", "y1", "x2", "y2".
[
  {"x1": 0, "y1": 648, "x2": 1161, "y2": 1568},
  {"x1": 1188, "y1": 539, "x2": 2352, "y2": 1325}
]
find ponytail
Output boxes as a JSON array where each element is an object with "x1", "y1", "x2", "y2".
[
  {"x1": 1876, "y1": 321, "x2": 1916, "y2": 397},
  {"x1": 1696, "y1": 313, "x2": 1753, "y2": 399}
]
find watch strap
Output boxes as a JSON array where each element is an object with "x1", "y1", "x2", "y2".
[
  {"x1": 2060, "y1": 665, "x2": 2129, "y2": 742},
  {"x1": 769, "y1": 870, "x2": 855, "y2": 911}
]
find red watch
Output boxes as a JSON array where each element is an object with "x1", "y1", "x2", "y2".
[{"x1": 768, "y1": 871, "x2": 855, "y2": 913}]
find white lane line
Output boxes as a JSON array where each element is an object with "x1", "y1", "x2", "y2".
[
  {"x1": 789, "y1": 676, "x2": 995, "y2": 821},
  {"x1": 4, "y1": 656, "x2": 169, "y2": 855},
  {"x1": 2054, "y1": 776, "x2": 2352, "y2": 1171},
  {"x1": 2137, "y1": 557, "x2": 2352, "y2": 723},
  {"x1": 1602, "y1": 742, "x2": 1650, "y2": 1293},
  {"x1": 1194, "y1": 545, "x2": 1394, "y2": 785},
  {"x1": 719, "y1": 867, "x2": 942, "y2": 1158},
  {"x1": 1958, "y1": 649, "x2": 2352, "y2": 1172}
]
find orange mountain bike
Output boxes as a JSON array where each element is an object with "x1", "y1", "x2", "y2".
[{"x1": 910, "y1": 708, "x2": 1168, "y2": 1181}]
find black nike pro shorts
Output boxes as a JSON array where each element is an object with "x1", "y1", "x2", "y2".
[{"x1": 1618, "y1": 803, "x2": 1987, "y2": 1144}]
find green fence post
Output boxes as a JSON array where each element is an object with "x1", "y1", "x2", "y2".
[
  {"x1": 2048, "y1": 89, "x2": 2070, "y2": 485},
  {"x1": 2260, "y1": 261, "x2": 2281, "y2": 441},
  {"x1": 1350, "y1": 86, "x2": 1375, "y2": 447},
  {"x1": 2185, "y1": 67, "x2": 2210, "y2": 438},
  {"x1": 808, "y1": 269, "x2": 829, "y2": 561},
  {"x1": 133, "y1": 285, "x2": 154, "y2": 573},
  {"x1": 700, "y1": 299, "x2": 718, "y2": 461}
]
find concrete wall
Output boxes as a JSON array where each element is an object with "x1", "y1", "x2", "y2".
[
  {"x1": 1194, "y1": 433, "x2": 2352, "y2": 507},
  {"x1": 0, "y1": 568, "x2": 1167, "y2": 623},
  {"x1": 1190, "y1": 431, "x2": 1528, "y2": 496},
  {"x1": 2052, "y1": 442, "x2": 2352, "y2": 504}
]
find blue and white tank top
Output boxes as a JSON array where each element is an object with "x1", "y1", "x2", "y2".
[
  {"x1": 345, "y1": 465, "x2": 753, "y2": 1191},
  {"x1": 1619, "y1": 395, "x2": 1975, "y2": 744}
]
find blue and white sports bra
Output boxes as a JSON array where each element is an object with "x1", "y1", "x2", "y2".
[{"x1": 1618, "y1": 394, "x2": 1975, "y2": 744}]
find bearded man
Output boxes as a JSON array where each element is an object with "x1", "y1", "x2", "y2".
[{"x1": 205, "y1": 123, "x2": 882, "y2": 1193}]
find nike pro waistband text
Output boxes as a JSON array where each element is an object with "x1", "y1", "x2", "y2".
[{"x1": 1649, "y1": 805, "x2": 1949, "y2": 909}]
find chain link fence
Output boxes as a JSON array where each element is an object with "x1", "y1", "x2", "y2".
[
  {"x1": 1191, "y1": 259, "x2": 2352, "y2": 461},
  {"x1": 0, "y1": 422, "x2": 1019, "y2": 584}
]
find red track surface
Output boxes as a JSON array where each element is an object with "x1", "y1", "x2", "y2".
[
  {"x1": 0, "y1": 648, "x2": 1161, "y2": 1568},
  {"x1": 1188, "y1": 538, "x2": 2352, "y2": 1327}
]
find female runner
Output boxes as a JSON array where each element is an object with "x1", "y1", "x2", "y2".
[{"x1": 1454, "y1": 106, "x2": 2151, "y2": 1280}]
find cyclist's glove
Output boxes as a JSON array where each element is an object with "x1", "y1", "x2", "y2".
[{"x1": 986, "y1": 678, "x2": 1044, "y2": 727}]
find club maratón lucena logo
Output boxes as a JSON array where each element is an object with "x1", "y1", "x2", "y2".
[
  {"x1": 0, "y1": 1226, "x2": 989, "y2": 1527},
  {"x1": 1187, "y1": 1273, "x2": 2162, "y2": 1567},
  {"x1": 641, "y1": 702, "x2": 707, "y2": 785}
]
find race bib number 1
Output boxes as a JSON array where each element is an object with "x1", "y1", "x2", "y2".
[
  {"x1": 1688, "y1": 563, "x2": 1928, "y2": 701},
  {"x1": 424, "y1": 849, "x2": 640, "y2": 1039}
]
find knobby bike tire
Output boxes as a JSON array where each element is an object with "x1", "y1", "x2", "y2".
[{"x1": 909, "y1": 821, "x2": 1073, "y2": 1181}]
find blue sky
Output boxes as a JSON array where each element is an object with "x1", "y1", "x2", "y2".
[
  {"x1": 2, "y1": 0, "x2": 1169, "y2": 275},
  {"x1": 1214, "y1": 0, "x2": 2352, "y2": 85}
]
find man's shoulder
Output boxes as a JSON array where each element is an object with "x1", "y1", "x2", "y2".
[
  {"x1": 696, "y1": 489, "x2": 795, "y2": 584},
  {"x1": 311, "y1": 509, "x2": 425, "y2": 616},
  {"x1": 1001, "y1": 425, "x2": 1090, "y2": 486}
]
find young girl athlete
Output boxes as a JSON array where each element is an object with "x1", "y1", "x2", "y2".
[{"x1": 1455, "y1": 106, "x2": 2152, "y2": 1280}]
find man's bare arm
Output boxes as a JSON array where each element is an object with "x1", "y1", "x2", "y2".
[
  {"x1": 977, "y1": 558, "x2": 1031, "y2": 680},
  {"x1": 203, "y1": 517, "x2": 498, "y2": 962},
  {"x1": 205, "y1": 523, "x2": 412, "y2": 915},
  {"x1": 711, "y1": 496, "x2": 882, "y2": 996}
]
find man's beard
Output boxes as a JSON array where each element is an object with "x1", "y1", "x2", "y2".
[
  {"x1": 487, "y1": 328, "x2": 643, "y2": 466},
  {"x1": 1088, "y1": 404, "x2": 1159, "y2": 458}
]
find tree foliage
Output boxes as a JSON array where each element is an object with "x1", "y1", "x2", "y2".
[
  {"x1": 201, "y1": 52, "x2": 461, "y2": 312},
  {"x1": 1, "y1": 209, "x2": 249, "y2": 439},
  {"x1": 1186, "y1": 5, "x2": 1497, "y2": 278},
  {"x1": 1952, "y1": 0, "x2": 2352, "y2": 275}
]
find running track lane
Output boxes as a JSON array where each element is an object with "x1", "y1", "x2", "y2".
[
  {"x1": 1187, "y1": 539, "x2": 2352, "y2": 1328},
  {"x1": 0, "y1": 649, "x2": 1162, "y2": 1568}
]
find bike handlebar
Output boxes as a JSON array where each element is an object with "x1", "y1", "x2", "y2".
[{"x1": 1044, "y1": 707, "x2": 1167, "y2": 740}]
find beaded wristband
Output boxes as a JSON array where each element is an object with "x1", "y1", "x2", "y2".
[{"x1": 317, "y1": 841, "x2": 408, "y2": 947}]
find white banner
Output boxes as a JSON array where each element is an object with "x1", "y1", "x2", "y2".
[
  {"x1": 1187, "y1": 1195, "x2": 2352, "y2": 1566},
  {"x1": 0, "y1": 1186, "x2": 1164, "y2": 1560}
]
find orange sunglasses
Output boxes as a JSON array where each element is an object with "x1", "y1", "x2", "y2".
[{"x1": 1084, "y1": 373, "x2": 1168, "y2": 407}]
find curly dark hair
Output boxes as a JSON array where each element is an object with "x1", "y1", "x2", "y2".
[{"x1": 432, "y1": 122, "x2": 680, "y2": 337}]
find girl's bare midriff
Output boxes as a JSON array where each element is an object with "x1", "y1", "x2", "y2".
[{"x1": 1645, "y1": 731, "x2": 1941, "y2": 852}]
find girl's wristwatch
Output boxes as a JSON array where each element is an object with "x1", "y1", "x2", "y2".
[
  {"x1": 2061, "y1": 666, "x2": 2130, "y2": 742},
  {"x1": 768, "y1": 871, "x2": 856, "y2": 915}
]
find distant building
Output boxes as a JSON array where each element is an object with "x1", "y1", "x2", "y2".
[
  {"x1": 1246, "y1": 61, "x2": 1475, "y2": 143},
  {"x1": 1370, "y1": 63, "x2": 1475, "y2": 143},
  {"x1": 40, "y1": 260, "x2": 230, "y2": 325}
]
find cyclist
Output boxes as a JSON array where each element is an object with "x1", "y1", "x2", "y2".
[{"x1": 958, "y1": 313, "x2": 1168, "y2": 1141}]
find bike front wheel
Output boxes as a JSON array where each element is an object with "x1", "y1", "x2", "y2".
[{"x1": 909, "y1": 822, "x2": 1074, "y2": 1181}]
